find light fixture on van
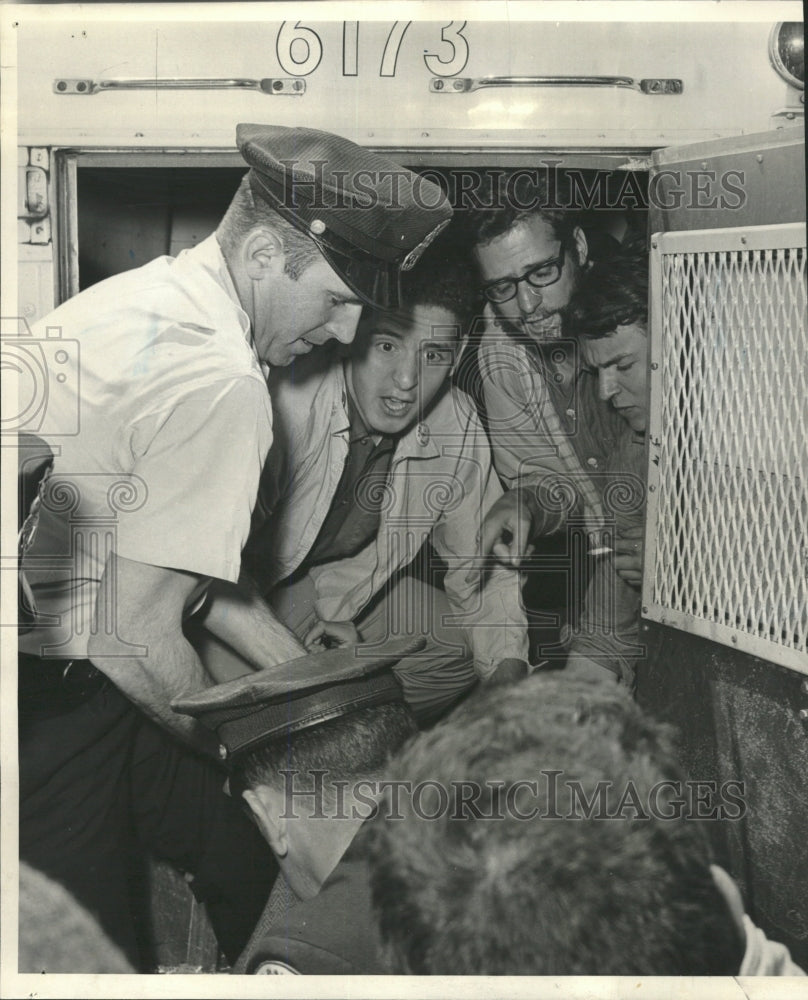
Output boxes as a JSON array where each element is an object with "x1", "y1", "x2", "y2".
[{"x1": 769, "y1": 22, "x2": 804, "y2": 90}]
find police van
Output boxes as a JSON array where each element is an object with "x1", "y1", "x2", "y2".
[{"x1": 5, "y1": 1, "x2": 806, "y2": 973}]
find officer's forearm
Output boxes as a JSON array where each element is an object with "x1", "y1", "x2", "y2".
[
  {"x1": 89, "y1": 553, "x2": 220, "y2": 753},
  {"x1": 89, "y1": 631, "x2": 218, "y2": 755},
  {"x1": 203, "y1": 579, "x2": 307, "y2": 670}
]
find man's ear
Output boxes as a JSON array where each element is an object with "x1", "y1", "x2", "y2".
[
  {"x1": 243, "y1": 785, "x2": 289, "y2": 858},
  {"x1": 572, "y1": 225, "x2": 589, "y2": 269},
  {"x1": 241, "y1": 226, "x2": 286, "y2": 281}
]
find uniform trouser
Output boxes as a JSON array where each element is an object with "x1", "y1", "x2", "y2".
[
  {"x1": 268, "y1": 567, "x2": 478, "y2": 724},
  {"x1": 19, "y1": 680, "x2": 277, "y2": 970}
]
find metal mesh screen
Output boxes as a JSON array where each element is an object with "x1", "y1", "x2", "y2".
[{"x1": 646, "y1": 223, "x2": 807, "y2": 673}]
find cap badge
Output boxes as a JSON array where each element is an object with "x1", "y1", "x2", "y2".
[
  {"x1": 416, "y1": 422, "x2": 430, "y2": 447},
  {"x1": 309, "y1": 219, "x2": 327, "y2": 235},
  {"x1": 400, "y1": 218, "x2": 451, "y2": 272}
]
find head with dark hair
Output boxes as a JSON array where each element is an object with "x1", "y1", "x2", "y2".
[
  {"x1": 463, "y1": 169, "x2": 582, "y2": 251},
  {"x1": 236, "y1": 699, "x2": 417, "y2": 900},
  {"x1": 464, "y1": 170, "x2": 589, "y2": 340},
  {"x1": 571, "y1": 251, "x2": 648, "y2": 340},
  {"x1": 239, "y1": 700, "x2": 417, "y2": 791},
  {"x1": 400, "y1": 239, "x2": 480, "y2": 335},
  {"x1": 368, "y1": 674, "x2": 746, "y2": 976},
  {"x1": 346, "y1": 239, "x2": 476, "y2": 437},
  {"x1": 570, "y1": 253, "x2": 650, "y2": 433}
]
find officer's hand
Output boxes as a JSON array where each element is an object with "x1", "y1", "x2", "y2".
[
  {"x1": 614, "y1": 525, "x2": 644, "y2": 588},
  {"x1": 304, "y1": 618, "x2": 361, "y2": 650},
  {"x1": 473, "y1": 489, "x2": 535, "y2": 573}
]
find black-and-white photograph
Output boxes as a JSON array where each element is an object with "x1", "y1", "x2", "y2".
[{"x1": 1, "y1": 3, "x2": 805, "y2": 996}]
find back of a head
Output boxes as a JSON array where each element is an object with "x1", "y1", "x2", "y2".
[
  {"x1": 368, "y1": 674, "x2": 744, "y2": 976},
  {"x1": 240, "y1": 700, "x2": 417, "y2": 794},
  {"x1": 19, "y1": 862, "x2": 135, "y2": 974}
]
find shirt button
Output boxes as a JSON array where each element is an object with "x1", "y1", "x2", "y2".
[
  {"x1": 586, "y1": 457, "x2": 598, "y2": 468},
  {"x1": 566, "y1": 408, "x2": 575, "y2": 418}
]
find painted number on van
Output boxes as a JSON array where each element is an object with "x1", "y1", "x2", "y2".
[
  {"x1": 380, "y1": 22, "x2": 412, "y2": 77},
  {"x1": 276, "y1": 22, "x2": 324, "y2": 77},
  {"x1": 424, "y1": 22, "x2": 469, "y2": 77},
  {"x1": 276, "y1": 21, "x2": 469, "y2": 79}
]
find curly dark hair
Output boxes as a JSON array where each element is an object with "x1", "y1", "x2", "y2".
[
  {"x1": 367, "y1": 673, "x2": 745, "y2": 976},
  {"x1": 399, "y1": 237, "x2": 480, "y2": 335},
  {"x1": 570, "y1": 252, "x2": 649, "y2": 339},
  {"x1": 461, "y1": 169, "x2": 584, "y2": 252}
]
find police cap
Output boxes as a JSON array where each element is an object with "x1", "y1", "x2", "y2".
[
  {"x1": 236, "y1": 124, "x2": 452, "y2": 309},
  {"x1": 172, "y1": 636, "x2": 425, "y2": 762}
]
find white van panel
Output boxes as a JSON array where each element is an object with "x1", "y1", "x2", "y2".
[{"x1": 16, "y1": 17, "x2": 800, "y2": 150}]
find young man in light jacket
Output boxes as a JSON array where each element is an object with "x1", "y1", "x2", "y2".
[{"x1": 243, "y1": 244, "x2": 531, "y2": 722}]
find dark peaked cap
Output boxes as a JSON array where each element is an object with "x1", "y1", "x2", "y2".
[
  {"x1": 172, "y1": 636, "x2": 426, "y2": 762},
  {"x1": 236, "y1": 124, "x2": 452, "y2": 309}
]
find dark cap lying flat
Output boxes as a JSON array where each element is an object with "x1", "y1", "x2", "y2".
[
  {"x1": 236, "y1": 124, "x2": 452, "y2": 309},
  {"x1": 172, "y1": 636, "x2": 426, "y2": 761}
]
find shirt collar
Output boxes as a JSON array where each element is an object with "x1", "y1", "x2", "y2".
[
  {"x1": 345, "y1": 386, "x2": 376, "y2": 444},
  {"x1": 179, "y1": 234, "x2": 264, "y2": 370}
]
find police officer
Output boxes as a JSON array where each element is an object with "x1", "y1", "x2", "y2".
[
  {"x1": 18, "y1": 124, "x2": 451, "y2": 966},
  {"x1": 173, "y1": 637, "x2": 425, "y2": 975}
]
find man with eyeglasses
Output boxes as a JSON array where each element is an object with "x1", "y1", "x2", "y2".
[{"x1": 463, "y1": 171, "x2": 638, "y2": 683}]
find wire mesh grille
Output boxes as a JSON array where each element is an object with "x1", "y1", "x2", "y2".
[{"x1": 648, "y1": 224, "x2": 807, "y2": 672}]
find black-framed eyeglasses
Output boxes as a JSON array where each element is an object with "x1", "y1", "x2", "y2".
[{"x1": 482, "y1": 245, "x2": 566, "y2": 304}]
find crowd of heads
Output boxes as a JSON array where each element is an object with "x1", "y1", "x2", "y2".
[
  {"x1": 214, "y1": 161, "x2": 661, "y2": 970},
  {"x1": 221, "y1": 160, "x2": 650, "y2": 380},
  {"x1": 226, "y1": 162, "x2": 742, "y2": 976}
]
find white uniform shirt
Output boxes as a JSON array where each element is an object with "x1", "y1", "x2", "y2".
[{"x1": 20, "y1": 235, "x2": 273, "y2": 658}]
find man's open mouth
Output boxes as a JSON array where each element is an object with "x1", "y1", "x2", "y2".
[{"x1": 381, "y1": 397, "x2": 414, "y2": 416}]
